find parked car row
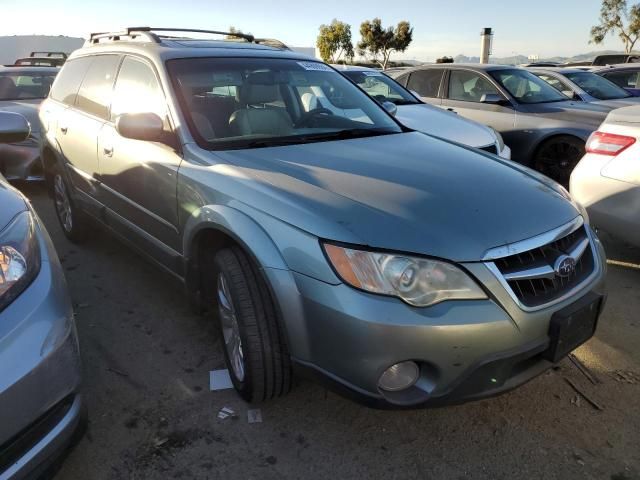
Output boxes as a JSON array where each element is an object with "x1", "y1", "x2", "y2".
[{"x1": 0, "y1": 29, "x2": 631, "y2": 477}]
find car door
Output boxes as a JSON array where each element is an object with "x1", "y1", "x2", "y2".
[
  {"x1": 98, "y1": 55, "x2": 182, "y2": 271},
  {"x1": 440, "y1": 69, "x2": 516, "y2": 140},
  {"x1": 404, "y1": 69, "x2": 445, "y2": 106},
  {"x1": 48, "y1": 55, "x2": 113, "y2": 205}
]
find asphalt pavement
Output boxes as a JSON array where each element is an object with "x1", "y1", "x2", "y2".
[{"x1": 19, "y1": 183, "x2": 640, "y2": 480}]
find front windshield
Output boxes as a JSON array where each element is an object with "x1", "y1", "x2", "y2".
[
  {"x1": 564, "y1": 71, "x2": 632, "y2": 100},
  {"x1": 490, "y1": 69, "x2": 569, "y2": 104},
  {"x1": 168, "y1": 58, "x2": 403, "y2": 150},
  {"x1": 342, "y1": 70, "x2": 419, "y2": 105},
  {"x1": 0, "y1": 71, "x2": 57, "y2": 101}
]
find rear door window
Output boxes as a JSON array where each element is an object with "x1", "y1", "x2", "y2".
[
  {"x1": 75, "y1": 55, "x2": 121, "y2": 119},
  {"x1": 49, "y1": 56, "x2": 92, "y2": 105},
  {"x1": 406, "y1": 70, "x2": 444, "y2": 97},
  {"x1": 448, "y1": 70, "x2": 500, "y2": 102}
]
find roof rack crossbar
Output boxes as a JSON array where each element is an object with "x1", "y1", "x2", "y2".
[
  {"x1": 29, "y1": 51, "x2": 68, "y2": 58},
  {"x1": 88, "y1": 27, "x2": 256, "y2": 45}
]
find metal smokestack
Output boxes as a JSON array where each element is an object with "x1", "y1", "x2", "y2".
[{"x1": 480, "y1": 28, "x2": 493, "y2": 64}]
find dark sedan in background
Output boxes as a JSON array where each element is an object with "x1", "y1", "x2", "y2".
[
  {"x1": 0, "y1": 66, "x2": 58, "y2": 181},
  {"x1": 529, "y1": 67, "x2": 640, "y2": 108},
  {"x1": 389, "y1": 64, "x2": 610, "y2": 185},
  {"x1": 592, "y1": 64, "x2": 640, "y2": 96}
]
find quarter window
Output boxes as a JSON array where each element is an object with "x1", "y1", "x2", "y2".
[
  {"x1": 49, "y1": 57, "x2": 92, "y2": 105},
  {"x1": 111, "y1": 57, "x2": 166, "y2": 121},
  {"x1": 76, "y1": 55, "x2": 120, "y2": 119},
  {"x1": 602, "y1": 71, "x2": 640, "y2": 89},
  {"x1": 406, "y1": 70, "x2": 444, "y2": 98},
  {"x1": 448, "y1": 70, "x2": 500, "y2": 102}
]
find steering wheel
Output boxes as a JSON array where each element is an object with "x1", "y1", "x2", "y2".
[{"x1": 295, "y1": 108, "x2": 334, "y2": 128}]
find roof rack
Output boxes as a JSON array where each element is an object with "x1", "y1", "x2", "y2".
[
  {"x1": 29, "y1": 51, "x2": 68, "y2": 58},
  {"x1": 88, "y1": 27, "x2": 256, "y2": 45}
]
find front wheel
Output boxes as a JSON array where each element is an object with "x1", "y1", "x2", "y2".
[
  {"x1": 212, "y1": 247, "x2": 292, "y2": 402},
  {"x1": 533, "y1": 135, "x2": 585, "y2": 187},
  {"x1": 51, "y1": 166, "x2": 89, "y2": 243}
]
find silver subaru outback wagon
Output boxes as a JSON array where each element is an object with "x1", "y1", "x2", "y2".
[{"x1": 39, "y1": 28, "x2": 606, "y2": 408}]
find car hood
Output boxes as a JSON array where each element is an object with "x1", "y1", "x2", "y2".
[
  {"x1": 590, "y1": 97, "x2": 640, "y2": 109},
  {"x1": 396, "y1": 104, "x2": 496, "y2": 148},
  {"x1": 215, "y1": 132, "x2": 579, "y2": 262},
  {"x1": 0, "y1": 100, "x2": 42, "y2": 133},
  {"x1": 0, "y1": 175, "x2": 28, "y2": 229},
  {"x1": 524, "y1": 100, "x2": 609, "y2": 127}
]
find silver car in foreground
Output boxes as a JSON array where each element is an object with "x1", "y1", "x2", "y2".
[
  {"x1": 571, "y1": 105, "x2": 640, "y2": 247},
  {"x1": 0, "y1": 112, "x2": 83, "y2": 479},
  {"x1": 0, "y1": 66, "x2": 58, "y2": 181},
  {"x1": 334, "y1": 65, "x2": 511, "y2": 158},
  {"x1": 41, "y1": 28, "x2": 606, "y2": 408}
]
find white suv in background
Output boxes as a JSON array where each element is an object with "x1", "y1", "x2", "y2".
[{"x1": 571, "y1": 105, "x2": 640, "y2": 247}]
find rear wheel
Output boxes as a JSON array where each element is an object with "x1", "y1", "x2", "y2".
[
  {"x1": 533, "y1": 135, "x2": 585, "y2": 186},
  {"x1": 51, "y1": 166, "x2": 89, "y2": 242},
  {"x1": 212, "y1": 246, "x2": 292, "y2": 402}
]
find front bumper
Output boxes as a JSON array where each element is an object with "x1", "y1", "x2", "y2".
[
  {"x1": 0, "y1": 141, "x2": 43, "y2": 181},
  {"x1": 0, "y1": 212, "x2": 82, "y2": 478},
  {"x1": 266, "y1": 228, "x2": 606, "y2": 408}
]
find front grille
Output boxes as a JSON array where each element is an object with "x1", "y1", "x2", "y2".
[
  {"x1": 494, "y1": 226, "x2": 595, "y2": 308},
  {"x1": 478, "y1": 144, "x2": 498, "y2": 155}
]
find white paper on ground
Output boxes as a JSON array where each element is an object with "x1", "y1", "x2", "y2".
[
  {"x1": 210, "y1": 369, "x2": 233, "y2": 391},
  {"x1": 247, "y1": 409, "x2": 263, "y2": 423}
]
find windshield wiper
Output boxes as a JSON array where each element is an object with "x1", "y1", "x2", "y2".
[{"x1": 299, "y1": 128, "x2": 396, "y2": 142}]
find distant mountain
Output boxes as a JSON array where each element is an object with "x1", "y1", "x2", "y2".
[
  {"x1": 453, "y1": 50, "x2": 640, "y2": 66},
  {"x1": 0, "y1": 35, "x2": 84, "y2": 65}
]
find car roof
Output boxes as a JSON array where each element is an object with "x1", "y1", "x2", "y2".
[
  {"x1": 69, "y1": 37, "x2": 315, "y2": 64},
  {"x1": 527, "y1": 67, "x2": 592, "y2": 75},
  {"x1": 401, "y1": 63, "x2": 521, "y2": 73},
  {"x1": 0, "y1": 65, "x2": 59, "y2": 73},
  {"x1": 591, "y1": 63, "x2": 640, "y2": 72},
  {"x1": 330, "y1": 64, "x2": 378, "y2": 72}
]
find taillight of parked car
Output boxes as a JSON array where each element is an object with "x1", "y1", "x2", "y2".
[{"x1": 586, "y1": 131, "x2": 636, "y2": 156}]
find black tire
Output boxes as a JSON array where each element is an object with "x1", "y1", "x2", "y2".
[
  {"x1": 51, "y1": 165, "x2": 90, "y2": 243},
  {"x1": 533, "y1": 135, "x2": 585, "y2": 187},
  {"x1": 212, "y1": 246, "x2": 292, "y2": 402}
]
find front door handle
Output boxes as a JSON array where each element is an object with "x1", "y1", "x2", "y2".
[
  {"x1": 447, "y1": 108, "x2": 456, "y2": 113},
  {"x1": 59, "y1": 126, "x2": 68, "y2": 134},
  {"x1": 103, "y1": 146, "x2": 113, "y2": 157}
]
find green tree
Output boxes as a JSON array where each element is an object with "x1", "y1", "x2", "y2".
[
  {"x1": 357, "y1": 19, "x2": 413, "y2": 69},
  {"x1": 591, "y1": 0, "x2": 640, "y2": 53},
  {"x1": 316, "y1": 20, "x2": 355, "y2": 63}
]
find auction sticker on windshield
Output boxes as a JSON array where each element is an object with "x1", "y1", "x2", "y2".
[{"x1": 297, "y1": 62, "x2": 334, "y2": 72}]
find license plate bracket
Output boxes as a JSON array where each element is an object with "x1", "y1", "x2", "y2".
[{"x1": 544, "y1": 292, "x2": 603, "y2": 363}]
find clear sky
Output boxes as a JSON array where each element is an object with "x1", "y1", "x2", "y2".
[{"x1": 0, "y1": 0, "x2": 628, "y2": 60}]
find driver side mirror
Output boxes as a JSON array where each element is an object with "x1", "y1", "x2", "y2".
[
  {"x1": 116, "y1": 113, "x2": 165, "y2": 143},
  {"x1": 0, "y1": 112, "x2": 30, "y2": 144},
  {"x1": 381, "y1": 101, "x2": 398, "y2": 116},
  {"x1": 480, "y1": 93, "x2": 507, "y2": 105}
]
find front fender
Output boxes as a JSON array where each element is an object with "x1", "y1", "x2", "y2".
[{"x1": 182, "y1": 204, "x2": 288, "y2": 271}]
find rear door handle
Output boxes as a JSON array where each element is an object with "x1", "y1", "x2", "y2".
[
  {"x1": 59, "y1": 126, "x2": 68, "y2": 134},
  {"x1": 446, "y1": 108, "x2": 456, "y2": 113},
  {"x1": 103, "y1": 146, "x2": 113, "y2": 157}
]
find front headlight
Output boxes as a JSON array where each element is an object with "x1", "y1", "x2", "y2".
[
  {"x1": 488, "y1": 127, "x2": 505, "y2": 152},
  {"x1": 323, "y1": 243, "x2": 487, "y2": 307},
  {"x1": 0, "y1": 211, "x2": 41, "y2": 312}
]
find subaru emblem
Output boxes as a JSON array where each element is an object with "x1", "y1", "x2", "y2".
[{"x1": 554, "y1": 255, "x2": 577, "y2": 278}]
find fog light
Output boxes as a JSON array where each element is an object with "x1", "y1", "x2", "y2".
[{"x1": 378, "y1": 361, "x2": 419, "y2": 392}]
